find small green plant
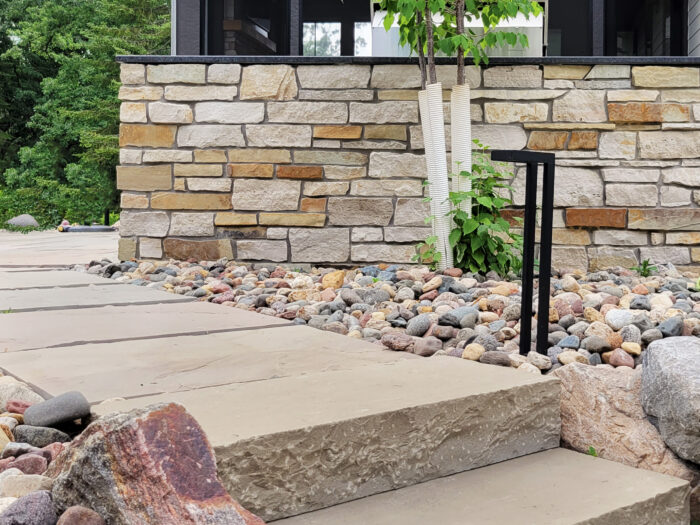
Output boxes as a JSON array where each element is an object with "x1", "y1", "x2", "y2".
[
  {"x1": 1, "y1": 309, "x2": 12, "y2": 314},
  {"x1": 587, "y1": 446, "x2": 598, "y2": 457},
  {"x1": 631, "y1": 259, "x2": 657, "y2": 277},
  {"x1": 413, "y1": 234, "x2": 442, "y2": 270},
  {"x1": 447, "y1": 140, "x2": 523, "y2": 276}
]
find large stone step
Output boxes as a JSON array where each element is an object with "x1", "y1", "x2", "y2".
[
  {"x1": 273, "y1": 448, "x2": 691, "y2": 525},
  {"x1": 91, "y1": 351, "x2": 560, "y2": 521}
]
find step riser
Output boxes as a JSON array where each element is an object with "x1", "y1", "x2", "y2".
[{"x1": 216, "y1": 380, "x2": 560, "y2": 521}]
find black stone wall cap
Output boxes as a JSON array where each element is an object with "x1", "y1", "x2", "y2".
[{"x1": 116, "y1": 55, "x2": 700, "y2": 66}]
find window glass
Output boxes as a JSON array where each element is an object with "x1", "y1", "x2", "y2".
[
  {"x1": 547, "y1": 0, "x2": 592, "y2": 55},
  {"x1": 303, "y1": 22, "x2": 341, "y2": 56},
  {"x1": 354, "y1": 21, "x2": 372, "y2": 56}
]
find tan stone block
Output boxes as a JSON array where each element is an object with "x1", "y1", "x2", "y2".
[
  {"x1": 118, "y1": 238, "x2": 137, "y2": 261},
  {"x1": 661, "y1": 89, "x2": 700, "y2": 103},
  {"x1": 148, "y1": 102, "x2": 193, "y2": 124},
  {"x1": 169, "y1": 212, "x2": 215, "y2": 236},
  {"x1": 483, "y1": 66, "x2": 542, "y2": 88},
  {"x1": 606, "y1": 184, "x2": 658, "y2": 207},
  {"x1": 313, "y1": 126, "x2": 362, "y2": 139},
  {"x1": 568, "y1": 131, "x2": 598, "y2": 150},
  {"x1": 299, "y1": 89, "x2": 374, "y2": 101},
  {"x1": 543, "y1": 65, "x2": 591, "y2": 80},
  {"x1": 214, "y1": 213, "x2": 258, "y2": 226},
  {"x1": 313, "y1": 139, "x2": 340, "y2": 148},
  {"x1": 294, "y1": 150, "x2": 367, "y2": 165},
  {"x1": 660, "y1": 185, "x2": 692, "y2": 207},
  {"x1": 120, "y1": 193, "x2": 149, "y2": 209},
  {"x1": 119, "y1": 149, "x2": 142, "y2": 164},
  {"x1": 585, "y1": 65, "x2": 630, "y2": 79},
  {"x1": 553, "y1": 91, "x2": 607, "y2": 122},
  {"x1": 119, "y1": 211, "x2": 170, "y2": 237},
  {"x1": 227, "y1": 164, "x2": 274, "y2": 178},
  {"x1": 527, "y1": 131, "x2": 568, "y2": 150},
  {"x1": 324, "y1": 166, "x2": 367, "y2": 180},
  {"x1": 239, "y1": 65, "x2": 297, "y2": 100},
  {"x1": 120, "y1": 103, "x2": 147, "y2": 123},
  {"x1": 607, "y1": 90, "x2": 659, "y2": 102},
  {"x1": 628, "y1": 208, "x2": 700, "y2": 230},
  {"x1": 120, "y1": 64, "x2": 145, "y2": 85},
  {"x1": 300, "y1": 197, "x2": 326, "y2": 212},
  {"x1": 370, "y1": 65, "x2": 480, "y2": 89},
  {"x1": 328, "y1": 197, "x2": 394, "y2": 226},
  {"x1": 164, "y1": 86, "x2": 237, "y2": 101},
  {"x1": 662, "y1": 167, "x2": 700, "y2": 186},
  {"x1": 139, "y1": 238, "x2": 163, "y2": 259},
  {"x1": 599, "y1": 132, "x2": 637, "y2": 159},
  {"x1": 661, "y1": 104, "x2": 691, "y2": 122},
  {"x1": 142, "y1": 149, "x2": 193, "y2": 163},
  {"x1": 607, "y1": 102, "x2": 689, "y2": 123},
  {"x1": 297, "y1": 65, "x2": 370, "y2": 89},
  {"x1": 173, "y1": 164, "x2": 222, "y2": 177},
  {"x1": 368, "y1": 152, "x2": 426, "y2": 178},
  {"x1": 303, "y1": 182, "x2": 349, "y2": 196},
  {"x1": 639, "y1": 131, "x2": 700, "y2": 159},
  {"x1": 692, "y1": 247, "x2": 700, "y2": 262},
  {"x1": 484, "y1": 103, "x2": 548, "y2": 123},
  {"x1": 119, "y1": 124, "x2": 176, "y2": 148},
  {"x1": 246, "y1": 125, "x2": 312, "y2": 148},
  {"x1": 163, "y1": 239, "x2": 233, "y2": 260},
  {"x1": 116, "y1": 164, "x2": 171, "y2": 191},
  {"x1": 277, "y1": 166, "x2": 323, "y2": 180},
  {"x1": 259, "y1": 213, "x2": 325, "y2": 227},
  {"x1": 150, "y1": 192, "x2": 232, "y2": 210},
  {"x1": 666, "y1": 232, "x2": 700, "y2": 244},
  {"x1": 551, "y1": 229, "x2": 591, "y2": 245},
  {"x1": 147, "y1": 64, "x2": 205, "y2": 84},
  {"x1": 177, "y1": 125, "x2": 245, "y2": 148},
  {"x1": 523, "y1": 123, "x2": 616, "y2": 130},
  {"x1": 588, "y1": 247, "x2": 638, "y2": 270},
  {"x1": 339, "y1": 140, "x2": 406, "y2": 150},
  {"x1": 228, "y1": 149, "x2": 291, "y2": 164},
  {"x1": 118, "y1": 86, "x2": 163, "y2": 101},
  {"x1": 350, "y1": 179, "x2": 423, "y2": 197},
  {"x1": 364, "y1": 125, "x2": 407, "y2": 141},
  {"x1": 349, "y1": 101, "x2": 419, "y2": 124},
  {"x1": 208, "y1": 64, "x2": 241, "y2": 84},
  {"x1": 173, "y1": 178, "x2": 186, "y2": 190},
  {"x1": 194, "y1": 150, "x2": 227, "y2": 163},
  {"x1": 377, "y1": 90, "x2": 419, "y2": 101},
  {"x1": 194, "y1": 102, "x2": 264, "y2": 124},
  {"x1": 232, "y1": 179, "x2": 301, "y2": 211},
  {"x1": 187, "y1": 178, "x2": 232, "y2": 192},
  {"x1": 632, "y1": 66, "x2": 700, "y2": 88}
]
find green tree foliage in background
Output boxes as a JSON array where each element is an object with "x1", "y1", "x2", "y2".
[{"x1": 0, "y1": 0, "x2": 169, "y2": 227}]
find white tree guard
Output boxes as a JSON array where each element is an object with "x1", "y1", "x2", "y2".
[{"x1": 451, "y1": 84, "x2": 472, "y2": 218}]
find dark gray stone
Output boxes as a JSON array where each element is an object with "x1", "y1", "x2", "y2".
[
  {"x1": 438, "y1": 306, "x2": 478, "y2": 327},
  {"x1": 658, "y1": 316, "x2": 683, "y2": 338},
  {"x1": 547, "y1": 331, "x2": 567, "y2": 346},
  {"x1": 13, "y1": 426, "x2": 70, "y2": 448},
  {"x1": 557, "y1": 335, "x2": 580, "y2": 349},
  {"x1": 24, "y1": 392, "x2": 90, "y2": 429},
  {"x1": 406, "y1": 314, "x2": 431, "y2": 337},
  {"x1": 0, "y1": 490, "x2": 56, "y2": 525},
  {"x1": 629, "y1": 295, "x2": 651, "y2": 311},
  {"x1": 641, "y1": 328, "x2": 664, "y2": 345},
  {"x1": 0, "y1": 443, "x2": 41, "y2": 460},
  {"x1": 412, "y1": 337, "x2": 442, "y2": 357},
  {"x1": 642, "y1": 337, "x2": 700, "y2": 463},
  {"x1": 5, "y1": 214, "x2": 39, "y2": 228},
  {"x1": 581, "y1": 335, "x2": 611, "y2": 353},
  {"x1": 588, "y1": 353, "x2": 602, "y2": 366},
  {"x1": 620, "y1": 325, "x2": 642, "y2": 345},
  {"x1": 558, "y1": 314, "x2": 576, "y2": 330},
  {"x1": 479, "y1": 351, "x2": 511, "y2": 367}
]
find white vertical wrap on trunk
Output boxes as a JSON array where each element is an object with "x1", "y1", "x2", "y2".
[
  {"x1": 451, "y1": 84, "x2": 472, "y2": 218},
  {"x1": 418, "y1": 82, "x2": 453, "y2": 270}
]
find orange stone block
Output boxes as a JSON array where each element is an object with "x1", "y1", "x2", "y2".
[
  {"x1": 277, "y1": 165, "x2": 323, "y2": 180},
  {"x1": 568, "y1": 131, "x2": 598, "y2": 150},
  {"x1": 607, "y1": 103, "x2": 664, "y2": 123},
  {"x1": 526, "y1": 131, "x2": 568, "y2": 150},
  {"x1": 566, "y1": 208, "x2": 627, "y2": 229},
  {"x1": 313, "y1": 126, "x2": 363, "y2": 140},
  {"x1": 300, "y1": 197, "x2": 327, "y2": 212},
  {"x1": 119, "y1": 124, "x2": 176, "y2": 147},
  {"x1": 227, "y1": 164, "x2": 274, "y2": 178}
]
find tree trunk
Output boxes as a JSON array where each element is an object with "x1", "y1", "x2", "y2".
[
  {"x1": 416, "y1": 11, "x2": 427, "y2": 90},
  {"x1": 424, "y1": 7, "x2": 437, "y2": 85},
  {"x1": 456, "y1": 0, "x2": 465, "y2": 85}
]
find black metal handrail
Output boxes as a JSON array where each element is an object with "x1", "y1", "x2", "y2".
[{"x1": 491, "y1": 150, "x2": 555, "y2": 356}]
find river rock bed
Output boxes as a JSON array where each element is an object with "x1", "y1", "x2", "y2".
[{"x1": 80, "y1": 259, "x2": 700, "y2": 374}]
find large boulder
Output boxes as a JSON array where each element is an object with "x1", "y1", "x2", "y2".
[
  {"x1": 5, "y1": 214, "x2": 39, "y2": 228},
  {"x1": 642, "y1": 337, "x2": 700, "y2": 464},
  {"x1": 553, "y1": 363, "x2": 699, "y2": 517},
  {"x1": 47, "y1": 403, "x2": 264, "y2": 525}
]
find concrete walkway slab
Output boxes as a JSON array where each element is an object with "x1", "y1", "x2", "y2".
[
  {"x1": 0, "y1": 325, "x2": 409, "y2": 400},
  {"x1": 0, "y1": 230, "x2": 118, "y2": 267},
  {"x1": 0, "y1": 301, "x2": 290, "y2": 352},
  {"x1": 273, "y1": 448, "x2": 690, "y2": 525},
  {"x1": 0, "y1": 284, "x2": 192, "y2": 312},
  {"x1": 0, "y1": 270, "x2": 117, "y2": 290}
]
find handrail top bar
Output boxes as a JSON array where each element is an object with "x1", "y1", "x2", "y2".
[{"x1": 490, "y1": 150, "x2": 555, "y2": 164}]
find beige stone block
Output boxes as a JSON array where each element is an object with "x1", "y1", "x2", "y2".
[
  {"x1": 588, "y1": 247, "x2": 637, "y2": 270},
  {"x1": 227, "y1": 163, "x2": 273, "y2": 179},
  {"x1": 120, "y1": 63, "x2": 145, "y2": 85},
  {"x1": 606, "y1": 184, "x2": 658, "y2": 207},
  {"x1": 692, "y1": 247, "x2": 700, "y2": 262},
  {"x1": 299, "y1": 89, "x2": 374, "y2": 101},
  {"x1": 289, "y1": 228, "x2": 350, "y2": 262},
  {"x1": 383, "y1": 227, "x2": 432, "y2": 243},
  {"x1": 187, "y1": 178, "x2": 232, "y2": 192},
  {"x1": 328, "y1": 197, "x2": 394, "y2": 226},
  {"x1": 173, "y1": 178, "x2": 186, "y2": 190},
  {"x1": 142, "y1": 149, "x2": 193, "y2": 163},
  {"x1": 628, "y1": 208, "x2": 700, "y2": 230},
  {"x1": 118, "y1": 238, "x2": 137, "y2": 261},
  {"x1": 116, "y1": 164, "x2": 171, "y2": 191},
  {"x1": 214, "y1": 213, "x2": 258, "y2": 226},
  {"x1": 194, "y1": 150, "x2": 226, "y2": 163},
  {"x1": 660, "y1": 185, "x2": 692, "y2": 207},
  {"x1": 246, "y1": 125, "x2": 312, "y2": 148},
  {"x1": 236, "y1": 240, "x2": 288, "y2": 261},
  {"x1": 633, "y1": 66, "x2": 700, "y2": 88},
  {"x1": 484, "y1": 66, "x2": 542, "y2": 88},
  {"x1": 639, "y1": 131, "x2": 700, "y2": 159},
  {"x1": 585, "y1": 65, "x2": 630, "y2": 79},
  {"x1": 119, "y1": 124, "x2": 176, "y2": 148},
  {"x1": 551, "y1": 247, "x2": 588, "y2": 271},
  {"x1": 351, "y1": 243, "x2": 416, "y2": 263},
  {"x1": 350, "y1": 179, "x2": 423, "y2": 197},
  {"x1": 484, "y1": 103, "x2": 548, "y2": 123},
  {"x1": 120, "y1": 103, "x2": 147, "y2": 123},
  {"x1": 352, "y1": 227, "x2": 383, "y2": 242},
  {"x1": 602, "y1": 168, "x2": 660, "y2": 182},
  {"x1": 177, "y1": 125, "x2": 244, "y2": 148},
  {"x1": 294, "y1": 150, "x2": 367, "y2": 165},
  {"x1": 340, "y1": 140, "x2": 406, "y2": 150},
  {"x1": 148, "y1": 102, "x2": 193, "y2": 124},
  {"x1": 173, "y1": 164, "x2": 222, "y2": 177},
  {"x1": 607, "y1": 90, "x2": 659, "y2": 102},
  {"x1": 368, "y1": 152, "x2": 426, "y2": 179},
  {"x1": 349, "y1": 102, "x2": 419, "y2": 124},
  {"x1": 259, "y1": 213, "x2": 326, "y2": 227},
  {"x1": 592, "y1": 230, "x2": 648, "y2": 246},
  {"x1": 169, "y1": 212, "x2": 215, "y2": 236},
  {"x1": 118, "y1": 86, "x2": 163, "y2": 101},
  {"x1": 544, "y1": 80, "x2": 574, "y2": 89},
  {"x1": 662, "y1": 167, "x2": 700, "y2": 186},
  {"x1": 553, "y1": 90, "x2": 607, "y2": 122},
  {"x1": 394, "y1": 198, "x2": 430, "y2": 226},
  {"x1": 314, "y1": 139, "x2": 340, "y2": 148},
  {"x1": 120, "y1": 193, "x2": 149, "y2": 209},
  {"x1": 119, "y1": 211, "x2": 170, "y2": 237},
  {"x1": 147, "y1": 64, "x2": 205, "y2": 84},
  {"x1": 228, "y1": 149, "x2": 291, "y2": 164},
  {"x1": 303, "y1": 182, "x2": 349, "y2": 196},
  {"x1": 661, "y1": 89, "x2": 700, "y2": 103},
  {"x1": 471, "y1": 89, "x2": 566, "y2": 100},
  {"x1": 119, "y1": 149, "x2": 142, "y2": 164},
  {"x1": 639, "y1": 246, "x2": 690, "y2": 265},
  {"x1": 164, "y1": 86, "x2": 237, "y2": 101},
  {"x1": 543, "y1": 65, "x2": 591, "y2": 80},
  {"x1": 150, "y1": 192, "x2": 232, "y2": 210},
  {"x1": 370, "y1": 64, "x2": 480, "y2": 89},
  {"x1": 239, "y1": 65, "x2": 297, "y2": 100},
  {"x1": 139, "y1": 238, "x2": 162, "y2": 259},
  {"x1": 599, "y1": 132, "x2": 637, "y2": 160},
  {"x1": 313, "y1": 126, "x2": 362, "y2": 140},
  {"x1": 208, "y1": 64, "x2": 241, "y2": 84},
  {"x1": 364, "y1": 125, "x2": 407, "y2": 141},
  {"x1": 194, "y1": 102, "x2": 264, "y2": 123},
  {"x1": 297, "y1": 65, "x2": 370, "y2": 89},
  {"x1": 163, "y1": 238, "x2": 233, "y2": 260},
  {"x1": 472, "y1": 124, "x2": 527, "y2": 150},
  {"x1": 513, "y1": 167, "x2": 603, "y2": 207},
  {"x1": 666, "y1": 232, "x2": 700, "y2": 244},
  {"x1": 574, "y1": 79, "x2": 631, "y2": 89},
  {"x1": 232, "y1": 179, "x2": 301, "y2": 211},
  {"x1": 551, "y1": 229, "x2": 591, "y2": 246},
  {"x1": 268, "y1": 102, "x2": 348, "y2": 124},
  {"x1": 324, "y1": 166, "x2": 367, "y2": 180},
  {"x1": 524, "y1": 123, "x2": 616, "y2": 130},
  {"x1": 651, "y1": 232, "x2": 665, "y2": 245}
]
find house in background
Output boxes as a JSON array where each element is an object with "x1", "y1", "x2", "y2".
[{"x1": 172, "y1": 0, "x2": 700, "y2": 57}]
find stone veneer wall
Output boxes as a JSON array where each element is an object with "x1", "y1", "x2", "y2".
[{"x1": 117, "y1": 60, "x2": 700, "y2": 271}]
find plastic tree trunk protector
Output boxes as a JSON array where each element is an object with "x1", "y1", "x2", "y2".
[
  {"x1": 451, "y1": 84, "x2": 472, "y2": 218},
  {"x1": 418, "y1": 82, "x2": 453, "y2": 270}
]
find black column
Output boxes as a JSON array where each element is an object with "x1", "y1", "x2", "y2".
[
  {"x1": 591, "y1": 0, "x2": 605, "y2": 55},
  {"x1": 175, "y1": 0, "x2": 202, "y2": 55},
  {"x1": 289, "y1": 0, "x2": 302, "y2": 55}
]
